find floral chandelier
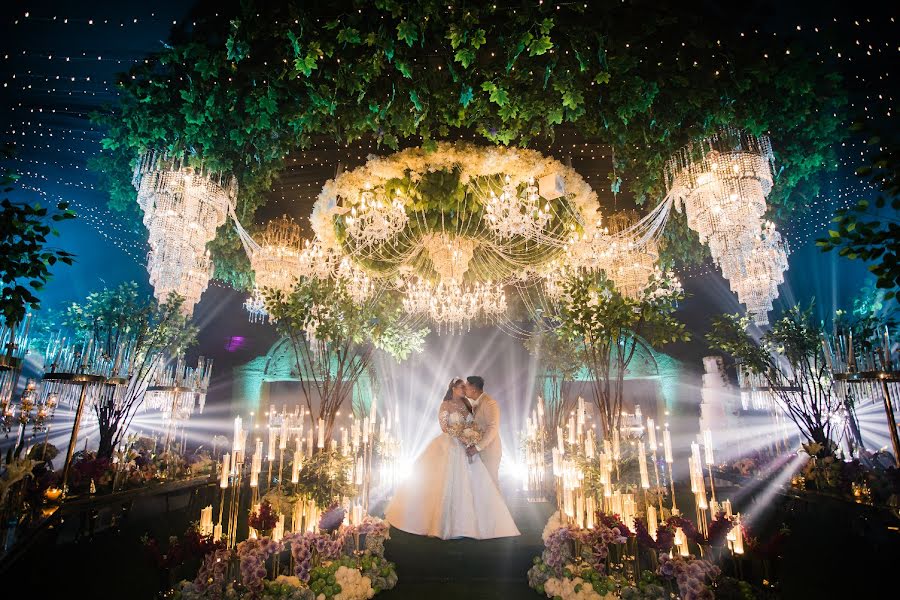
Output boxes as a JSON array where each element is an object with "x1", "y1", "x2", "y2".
[
  {"x1": 311, "y1": 143, "x2": 600, "y2": 281},
  {"x1": 133, "y1": 150, "x2": 237, "y2": 315},
  {"x1": 665, "y1": 129, "x2": 788, "y2": 325},
  {"x1": 225, "y1": 132, "x2": 790, "y2": 332},
  {"x1": 308, "y1": 142, "x2": 601, "y2": 329}
]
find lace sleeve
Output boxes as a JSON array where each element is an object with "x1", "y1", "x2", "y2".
[{"x1": 438, "y1": 401, "x2": 453, "y2": 433}]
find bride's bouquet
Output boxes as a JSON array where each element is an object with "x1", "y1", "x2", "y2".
[{"x1": 447, "y1": 421, "x2": 484, "y2": 464}]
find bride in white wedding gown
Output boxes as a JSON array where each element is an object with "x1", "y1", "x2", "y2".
[{"x1": 384, "y1": 378, "x2": 520, "y2": 540}]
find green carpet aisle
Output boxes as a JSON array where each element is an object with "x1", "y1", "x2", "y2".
[{"x1": 379, "y1": 495, "x2": 553, "y2": 600}]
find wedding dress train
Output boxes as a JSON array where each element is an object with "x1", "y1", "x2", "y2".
[{"x1": 384, "y1": 399, "x2": 520, "y2": 540}]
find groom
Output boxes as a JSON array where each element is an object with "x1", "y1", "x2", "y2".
[{"x1": 463, "y1": 376, "x2": 502, "y2": 486}]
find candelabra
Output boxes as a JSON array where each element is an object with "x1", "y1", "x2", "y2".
[
  {"x1": 824, "y1": 326, "x2": 899, "y2": 466},
  {"x1": 523, "y1": 397, "x2": 548, "y2": 501},
  {"x1": 535, "y1": 398, "x2": 728, "y2": 553},
  {"x1": 144, "y1": 355, "x2": 213, "y2": 462},
  {"x1": 0, "y1": 317, "x2": 31, "y2": 450}
]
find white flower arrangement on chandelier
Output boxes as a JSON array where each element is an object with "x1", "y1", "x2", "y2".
[{"x1": 312, "y1": 142, "x2": 601, "y2": 251}]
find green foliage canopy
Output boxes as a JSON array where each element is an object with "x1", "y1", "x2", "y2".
[{"x1": 94, "y1": 0, "x2": 845, "y2": 284}]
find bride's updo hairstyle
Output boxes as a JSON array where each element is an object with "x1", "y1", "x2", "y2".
[{"x1": 443, "y1": 377, "x2": 465, "y2": 402}]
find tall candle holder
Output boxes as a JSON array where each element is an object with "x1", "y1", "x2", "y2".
[
  {"x1": 824, "y1": 327, "x2": 899, "y2": 466},
  {"x1": 144, "y1": 355, "x2": 213, "y2": 464},
  {"x1": 0, "y1": 316, "x2": 31, "y2": 453}
]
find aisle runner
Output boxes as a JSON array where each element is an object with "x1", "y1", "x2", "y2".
[{"x1": 380, "y1": 494, "x2": 553, "y2": 600}]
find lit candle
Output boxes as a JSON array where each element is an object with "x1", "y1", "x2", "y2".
[
  {"x1": 291, "y1": 449, "x2": 302, "y2": 483},
  {"x1": 575, "y1": 494, "x2": 585, "y2": 529},
  {"x1": 884, "y1": 325, "x2": 891, "y2": 368},
  {"x1": 663, "y1": 427, "x2": 674, "y2": 464},
  {"x1": 703, "y1": 429, "x2": 714, "y2": 465},
  {"x1": 731, "y1": 513, "x2": 745, "y2": 554},
  {"x1": 233, "y1": 416, "x2": 243, "y2": 453},
  {"x1": 267, "y1": 427, "x2": 276, "y2": 461},
  {"x1": 199, "y1": 505, "x2": 213, "y2": 536},
  {"x1": 647, "y1": 418, "x2": 657, "y2": 451},
  {"x1": 647, "y1": 505, "x2": 658, "y2": 540},
  {"x1": 622, "y1": 494, "x2": 636, "y2": 531},
  {"x1": 306, "y1": 434, "x2": 313, "y2": 457},
  {"x1": 280, "y1": 413, "x2": 289, "y2": 450},
  {"x1": 317, "y1": 418, "x2": 325, "y2": 449},
  {"x1": 219, "y1": 453, "x2": 230, "y2": 488},
  {"x1": 585, "y1": 496, "x2": 595, "y2": 529},
  {"x1": 639, "y1": 441, "x2": 650, "y2": 489},
  {"x1": 599, "y1": 452, "x2": 609, "y2": 485},
  {"x1": 273, "y1": 513, "x2": 285, "y2": 541},
  {"x1": 612, "y1": 429, "x2": 621, "y2": 461},
  {"x1": 585, "y1": 429, "x2": 594, "y2": 459}
]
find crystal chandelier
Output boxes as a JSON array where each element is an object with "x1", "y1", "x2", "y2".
[
  {"x1": 144, "y1": 355, "x2": 213, "y2": 418},
  {"x1": 134, "y1": 150, "x2": 237, "y2": 315},
  {"x1": 297, "y1": 240, "x2": 341, "y2": 280},
  {"x1": 401, "y1": 277, "x2": 507, "y2": 332},
  {"x1": 665, "y1": 129, "x2": 773, "y2": 271},
  {"x1": 423, "y1": 233, "x2": 476, "y2": 281},
  {"x1": 343, "y1": 185, "x2": 408, "y2": 246},
  {"x1": 592, "y1": 211, "x2": 660, "y2": 300},
  {"x1": 665, "y1": 129, "x2": 788, "y2": 324},
  {"x1": 729, "y1": 221, "x2": 790, "y2": 325},
  {"x1": 250, "y1": 215, "x2": 305, "y2": 294},
  {"x1": 244, "y1": 216, "x2": 306, "y2": 321},
  {"x1": 244, "y1": 287, "x2": 268, "y2": 324},
  {"x1": 146, "y1": 241, "x2": 214, "y2": 312},
  {"x1": 337, "y1": 258, "x2": 376, "y2": 303},
  {"x1": 482, "y1": 176, "x2": 552, "y2": 240}
]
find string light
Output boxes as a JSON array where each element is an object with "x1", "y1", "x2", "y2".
[{"x1": 2, "y1": 5, "x2": 894, "y2": 306}]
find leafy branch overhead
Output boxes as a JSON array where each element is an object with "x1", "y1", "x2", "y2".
[
  {"x1": 0, "y1": 147, "x2": 76, "y2": 325},
  {"x1": 817, "y1": 135, "x2": 900, "y2": 300},
  {"x1": 94, "y1": 0, "x2": 845, "y2": 284}
]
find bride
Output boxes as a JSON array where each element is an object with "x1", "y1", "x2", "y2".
[{"x1": 384, "y1": 378, "x2": 520, "y2": 540}]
